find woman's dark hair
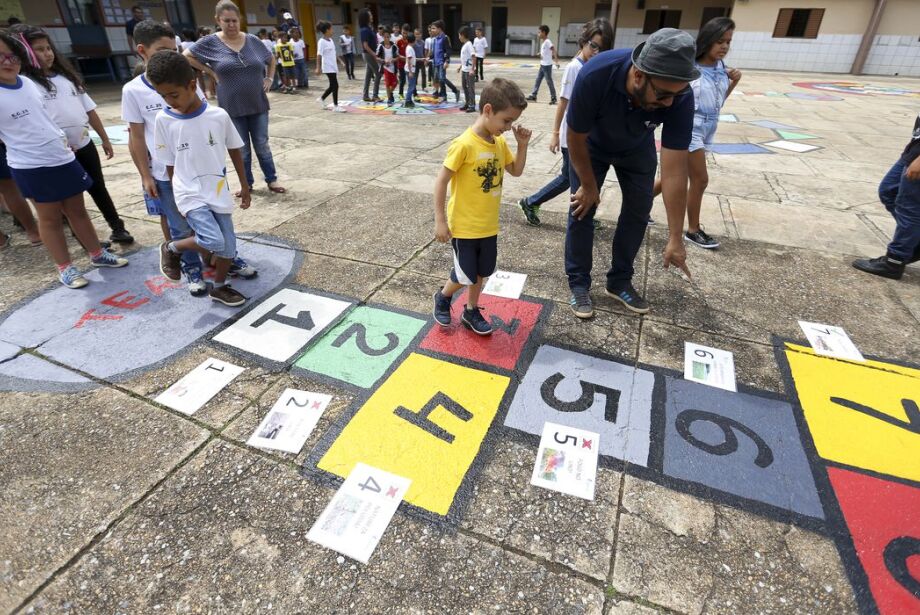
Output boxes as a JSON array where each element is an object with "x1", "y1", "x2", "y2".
[
  {"x1": 0, "y1": 29, "x2": 29, "y2": 71},
  {"x1": 9, "y1": 25, "x2": 83, "y2": 93},
  {"x1": 182, "y1": 28, "x2": 196, "y2": 42},
  {"x1": 578, "y1": 17, "x2": 614, "y2": 51},
  {"x1": 357, "y1": 8, "x2": 372, "y2": 29},
  {"x1": 696, "y1": 17, "x2": 735, "y2": 60},
  {"x1": 316, "y1": 20, "x2": 331, "y2": 35}
]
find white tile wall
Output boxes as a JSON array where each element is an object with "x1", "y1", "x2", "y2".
[
  {"x1": 46, "y1": 27, "x2": 72, "y2": 55},
  {"x1": 864, "y1": 35, "x2": 920, "y2": 76},
  {"x1": 106, "y1": 26, "x2": 131, "y2": 53},
  {"x1": 728, "y1": 31, "x2": 862, "y2": 73},
  {"x1": 614, "y1": 29, "x2": 699, "y2": 52}
]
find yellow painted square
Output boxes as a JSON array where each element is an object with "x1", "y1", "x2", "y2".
[
  {"x1": 318, "y1": 353, "x2": 510, "y2": 516},
  {"x1": 784, "y1": 343, "x2": 920, "y2": 483}
]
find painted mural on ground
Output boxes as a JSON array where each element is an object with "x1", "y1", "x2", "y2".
[
  {"x1": 794, "y1": 81, "x2": 920, "y2": 98},
  {"x1": 0, "y1": 252, "x2": 916, "y2": 614}
]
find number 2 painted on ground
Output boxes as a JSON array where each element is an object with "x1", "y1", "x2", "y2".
[{"x1": 332, "y1": 323, "x2": 399, "y2": 357}]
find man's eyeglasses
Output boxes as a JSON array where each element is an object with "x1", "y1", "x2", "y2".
[
  {"x1": 0, "y1": 53, "x2": 21, "y2": 66},
  {"x1": 647, "y1": 78, "x2": 690, "y2": 101}
]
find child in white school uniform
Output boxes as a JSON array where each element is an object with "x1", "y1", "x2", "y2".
[
  {"x1": 0, "y1": 31, "x2": 127, "y2": 288},
  {"x1": 18, "y1": 25, "x2": 134, "y2": 245},
  {"x1": 457, "y1": 27, "x2": 476, "y2": 113},
  {"x1": 315, "y1": 21, "x2": 345, "y2": 112},
  {"x1": 526, "y1": 25, "x2": 559, "y2": 104},
  {"x1": 473, "y1": 27, "x2": 488, "y2": 82},
  {"x1": 147, "y1": 50, "x2": 251, "y2": 308}
]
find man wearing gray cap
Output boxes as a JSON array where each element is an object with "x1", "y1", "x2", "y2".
[{"x1": 564, "y1": 28, "x2": 698, "y2": 318}]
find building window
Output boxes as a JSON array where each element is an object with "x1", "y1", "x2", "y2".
[
  {"x1": 773, "y1": 8, "x2": 825, "y2": 39},
  {"x1": 700, "y1": 7, "x2": 729, "y2": 30},
  {"x1": 642, "y1": 10, "x2": 681, "y2": 35}
]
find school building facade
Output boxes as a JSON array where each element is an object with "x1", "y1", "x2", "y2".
[{"x1": 22, "y1": 1, "x2": 920, "y2": 78}]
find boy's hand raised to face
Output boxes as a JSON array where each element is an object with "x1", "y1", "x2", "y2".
[
  {"x1": 512, "y1": 124, "x2": 532, "y2": 145},
  {"x1": 434, "y1": 220, "x2": 451, "y2": 243}
]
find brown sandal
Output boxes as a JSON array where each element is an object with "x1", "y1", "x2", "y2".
[{"x1": 267, "y1": 183, "x2": 286, "y2": 194}]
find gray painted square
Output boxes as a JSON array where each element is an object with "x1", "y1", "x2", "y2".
[
  {"x1": 662, "y1": 377, "x2": 825, "y2": 519},
  {"x1": 504, "y1": 345, "x2": 654, "y2": 466},
  {"x1": 0, "y1": 340, "x2": 19, "y2": 363}
]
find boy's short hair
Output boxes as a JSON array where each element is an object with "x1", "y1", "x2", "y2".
[
  {"x1": 432, "y1": 20, "x2": 445, "y2": 31},
  {"x1": 145, "y1": 50, "x2": 195, "y2": 87},
  {"x1": 133, "y1": 19, "x2": 175, "y2": 47},
  {"x1": 402, "y1": 23, "x2": 410, "y2": 31},
  {"x1": 538, "y1": 25, "x2": 550, "y2": 35},
  {"x1": 476, "y1": 27, "x2": 483, "y2": 33},
  {"x1": 479, "y1": 78, "x2": 527, "y2": 113},
  {"x1": 407, "y1": 32, "x2": 416, "y2": 43},
  {"x1": 459, "y1": 26, "x2": 473, "y2": 41},
  {"x1": 280, "y1": 31, "x2": 289, "y2": 40},
  {"x1": 316, "y1": 20, "x2": 331, "y2": 34}
]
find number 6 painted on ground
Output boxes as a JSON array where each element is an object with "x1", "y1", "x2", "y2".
[{"x1": 675, "y1": 409, "x2": 774, "y2": 468}]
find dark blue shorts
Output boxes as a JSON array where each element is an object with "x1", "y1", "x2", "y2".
[
  {"x1": 450, "y1": 235, "x2": 498, "y2": 285},
  {"x1": 10, "y1": 159, "x2": 92, "y2": 203},
  {"x1": 0, "y1": 143, "x2": 11, "y2": 181}
]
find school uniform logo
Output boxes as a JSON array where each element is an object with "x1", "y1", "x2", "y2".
[{"x1": 10, "y1": 109, "x2": 30, "y2": 120}]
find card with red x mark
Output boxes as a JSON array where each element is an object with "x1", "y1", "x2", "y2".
[
  {"x1": 247, "y1": 388, "x2": 332, "y2": 454},
  {"x1": 308, "y1": 463, "x2": 411, "y2": 564},
  {"x1": 530, "y1": 422, "x2": 600, "y2": 500}
]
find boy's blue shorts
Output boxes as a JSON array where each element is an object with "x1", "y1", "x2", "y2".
[
  {"x1": 450, "y1": 235, "x2": 497, "y2": 285},
  {"x1": 185, "y1": 207, "x2": 236, "y2": 259}
]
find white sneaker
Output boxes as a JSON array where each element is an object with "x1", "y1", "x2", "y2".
[
  {"x1": 324, "y1": 103, "x2": 335, "y2": 111},
  {"x1": 316, "y1": 97, "x2": 326, "y2": 108},
  {"x1": 333, "y1": 105, "x2": 347, "y2": 113}
]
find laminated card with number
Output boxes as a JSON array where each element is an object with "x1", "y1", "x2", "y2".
[
  {"x1": 247, "y1": 388, "x2": 332, "y2": 454},
  {"x1": 307, "y1": 463, "x2": 411, "y2": 564},
  {"x1": 530, "y1": 422, "x2": 600, "y2": 500}
]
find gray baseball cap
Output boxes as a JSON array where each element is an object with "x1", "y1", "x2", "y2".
[{"x1": 631, "y1": 28, "x2": 700, "y2": 82}]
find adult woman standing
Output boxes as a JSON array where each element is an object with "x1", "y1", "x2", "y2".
[
  {"x1": 184, "y1": 0, "x2": 286, "y2": 194},
  {"x1": 358, "y1": 8, "x2": 381, "y2": 102}
]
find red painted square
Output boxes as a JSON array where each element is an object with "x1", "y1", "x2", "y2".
[
  {"x1": 827, "y1": 466, "x2": 920, "y2": 615},
  {"x1": 419, "y1": 291, "x2": 543, "y2": 371}
]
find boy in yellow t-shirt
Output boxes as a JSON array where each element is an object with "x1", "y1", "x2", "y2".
[
  {"x1": 433, "y1": 78, "x2": 531, "y2": 335},
  {"x1": 274, "y1": 32, "x2": 297, "y2": 93}
]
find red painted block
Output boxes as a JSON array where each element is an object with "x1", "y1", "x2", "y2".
[
  {"x1": 419, "y1": 291, "x2": 543, "y2": 371},
  {"x1": 828, "y1": 466, "x2": 920, "y2": 615}
]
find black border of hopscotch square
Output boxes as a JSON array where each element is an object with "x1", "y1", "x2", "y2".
[{"x1": 773, "y1": 336, "x2": 920, "y2": 615}]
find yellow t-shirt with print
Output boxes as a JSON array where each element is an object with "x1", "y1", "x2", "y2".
[
  {"x1": 443, "y1": 127, "x2": 515, "y2": 239},
  {"x1": 275, "y1": 42, "x2": 296, "y2": 67}
]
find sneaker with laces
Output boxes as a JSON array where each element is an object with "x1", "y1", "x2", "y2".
[
  {"x1": 569, "y1": 288, "x2": 594, "y2": 319},
  {"x1": 228, "y1": 256, "x2": 258, "y2": 279},
  {"x1": 518, "y1": 198, "x2": 541, "y2": 226},
  {"x1": 606, "y1": 284, "x2": 650, "y2": 314},
  {"x1": 209, "y1": 284, "x2": 247, "y2": 307},
  {"x1": 333, "y1": 105, "x2": 347, "y2": 113},
  {"x1": 159, "y1": 242, "x2": 182, "y2": 281},
  {"x1": 185, "y1": 267, "x2": 208, "y2": 296},
  {"x1": 525, "y1": 94, "x2": 537, "y2": 102},
  {"x1": 461, "y1": 305, "x2": 493, "y2": 335},
  {"x1": 91, "y1": 249, "x2": 129, "y2": 268},
  {"x1": 59, "y1": 265, "x2": 88, "y2": 289},
  {"x1": 433, "y1": 290, "x2": 452, "y2": 326},
  {"x1": 852, "y1": 254, "x2": 905, "y2": 280},
  {"x1": 109, "y1": 227, "x2": 134, "y2": 244},
  {"x1": 684, "y1": 229, "x2": 720, "y2": 249}
]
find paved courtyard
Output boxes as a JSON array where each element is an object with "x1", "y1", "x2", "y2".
[{"x1": 1, "y1": 60, "x2": 918, "y2": 614}]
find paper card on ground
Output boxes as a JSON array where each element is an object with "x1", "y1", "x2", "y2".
[
  {"x1": 483, "y1": 270, "x2": 527, "y2": 299},
  {"x1": 530, "y1": 422, "x2": 599, "y2": 500},
  {"x1": 307, "y1": 463, "x2": 411, "y2": 564},
  {"x1": 763, "y1": 140, "x2": 819, "y2": 153},
  {"x1": 684, "y1": 342, "x2": 737, "y2": 392},
  {"x1": 798, "y1": 321, "x2": 865, "y2": 362},
  {"x1": 246, "y1": 388, "x2": 331, "y2": 454},
  {"x1": 154, "y1": 357, "x2": 244, "y2": 415}
]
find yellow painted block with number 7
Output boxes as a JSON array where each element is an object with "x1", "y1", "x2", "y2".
[
  {"x1": 784, "y1": 343, "x2": 920, "y2": 483},
  {"x1": 318, "y1": 353, "x2": 510, "y2": 516}
]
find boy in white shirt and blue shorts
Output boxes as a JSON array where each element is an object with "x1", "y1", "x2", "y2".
[{"x1": 147, "y1": 50, "x2": 252, "y2": 307}]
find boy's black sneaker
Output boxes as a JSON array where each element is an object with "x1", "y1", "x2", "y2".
[
  {"x1": 525, "y1": 94, "x2": 537, "y2": 102},
  {"x1": 518, "y1": 198, "x2": 541, "y2": 226},
  {"x1": 465, "y1": 106, "x2": 476, "y2": 113},
  {"x1": 461, "y1": 305, "x2": 493, "y2": 335},
  {"x1": 109, "y1": 228, "x2": 134, "y2": 244},
  {"x1": 684, "y1": 229, "x2": 720, "y2": 249},
  {"x1": 549, "y1": 98, "x2": 557, "y2": 105},
  {"x1": 210, "y1": 284, "x2": 247, "y2": 307},
  {"x1": 404, "y1": 101, "x2": 415, "y2": 108},
  {"x1": 852, "y1": 254, "x2": 905, "y2": 280},
  {"x1": 433, "y1": 290, "x2": 452, "y2": 326},
  {"x1": 387, "y1": 98, "x2": 395, "y2": 106},
  {"x1": 606, "y1": 284, "x2": 650, "y2": 314},
  {"x1": 455, "y1": 91, "x2": 461, "y2": 103}
]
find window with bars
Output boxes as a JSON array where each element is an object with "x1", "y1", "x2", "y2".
[
  {"x1": 773, "y1": 8, "x2": 825, "y2": 39},
  {"x1": 642, "y1": 10, "x2": 682, "y2": 35}
]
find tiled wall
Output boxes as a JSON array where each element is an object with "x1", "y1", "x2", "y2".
[
  {"x1": 725, "y1": 31, "x2": 862, "y2": 73},
  {"x1": 45, "y1": 27, "x2": 72, "y2": 55},
  {"x1": 863, "y1": 34, "x2": 920, "y2": 77},
  {"x1": 106, "y1": 26, "x2": 132, "y2": 53},
  {"x1": 614, "y1": 28, "x2": 699, "y2": 53}
]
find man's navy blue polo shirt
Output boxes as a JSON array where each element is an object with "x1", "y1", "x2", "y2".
[{"x1": 566, "y1": 49, "x2": 694, "y2": 160}]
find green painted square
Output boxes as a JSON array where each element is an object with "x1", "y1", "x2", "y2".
[{"x1": 294, "y1": 306, "x2": 427, "y2": 388}]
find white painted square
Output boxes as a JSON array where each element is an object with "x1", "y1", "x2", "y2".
[
  {"x1": 719, "y1": 113, "x2": 738, "y2": 123},
  {"x1": 683, "y1": 342, "x2": 737, "y2": 392},
  {"x1": 764, "y1": 140, "x2": 820, "y2": 153},
  {"x1": 247, "y1": 388, "x2": 332, "y2": 454},
  {"x1": 798, "y1": 321, "x2": 865, "y2": 362},
  {"x1": 154, "y1": 357, "x2": 244, "y2": 415},
  {"x1": 531, "y1": 422, "x2": 599, "y2": 500},
  {"x1": 307, "y1": 463, "x2": 411, "y2": 564},
  {"x1": 214, "y1": 288, "x2": 352, "y2": 362},
  {"x1": 482, "y1": 270, "x2": 528, "y2": 299}
]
